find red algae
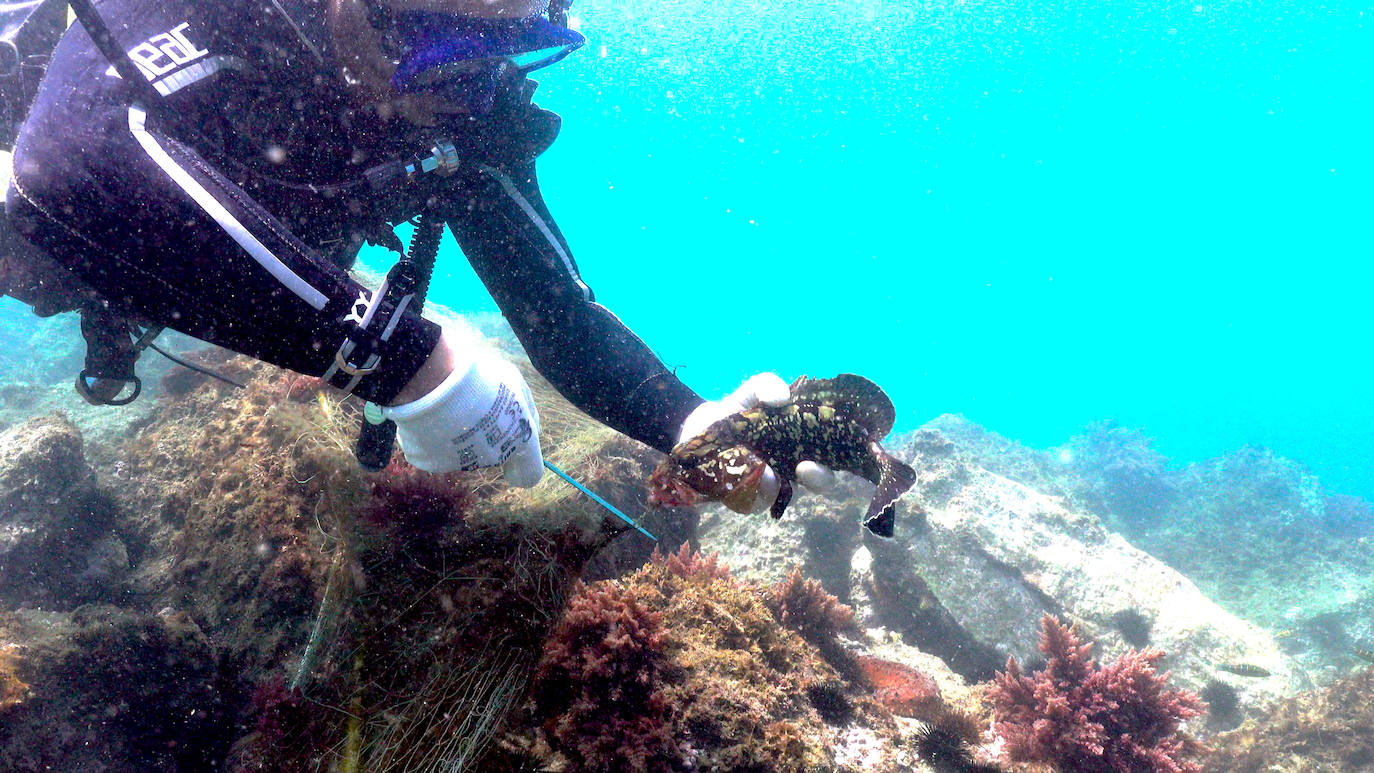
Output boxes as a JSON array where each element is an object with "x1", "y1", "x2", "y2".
[
  {"x1": 650, "y1": 542, "x2": 733, "y2": 582},
  {"x1": 990, "y1": 615, "x2": 1205, "y2": 773}
]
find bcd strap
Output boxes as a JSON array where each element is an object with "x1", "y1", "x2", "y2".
[
  {"x1": 65, "y1": 0, "x2": 165, "y2": 107},
  {"x1": 321, "y1": 262, "x2": 419, "y2": 394},
  {"x1": 352, "y1": 214, "x2": 444, "y2": 470}
]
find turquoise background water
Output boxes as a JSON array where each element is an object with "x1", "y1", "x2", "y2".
[{"x1": 382, "y1": 0, "x2": 1373, "y2": 498}]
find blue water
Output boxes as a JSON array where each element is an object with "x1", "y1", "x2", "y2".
[{"x1": 365, "y1": 0, "x2": 1374, "y2": 499}]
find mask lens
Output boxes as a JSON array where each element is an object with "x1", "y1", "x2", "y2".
[{"x1": 393, "y1": 14, "x2": 586, "y2": 95}]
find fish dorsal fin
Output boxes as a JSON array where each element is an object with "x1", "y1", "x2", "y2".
[{"x1": 789, "y1": 374, "x2": 897, "y2": 438}]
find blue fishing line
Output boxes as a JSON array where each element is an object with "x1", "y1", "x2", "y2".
[{"x1": 543, "y1": 460, "x2": 657, "y2": 541}]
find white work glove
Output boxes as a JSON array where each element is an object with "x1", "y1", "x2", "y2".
[
  {"x1": 381, "y1": 349, "x2": 543, "y2": 487},
  {"x1": 679, "y1": 373, "x2": 837, "y2": 514}
]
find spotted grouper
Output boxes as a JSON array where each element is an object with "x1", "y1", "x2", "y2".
[{"x1": 647, "y1": 374, "x2": 917, "y2": 537}]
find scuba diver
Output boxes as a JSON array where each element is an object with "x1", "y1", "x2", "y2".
[{"x1": 2, "y1": 0, "x2": 836, "y2": 510}]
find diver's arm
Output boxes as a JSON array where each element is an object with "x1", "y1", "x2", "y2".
[{"x1": 445, "y1": 159, "x2": 703, "y2": 454}]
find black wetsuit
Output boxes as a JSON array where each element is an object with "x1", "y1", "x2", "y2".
[{"x1": 6, "y1": 0, "x2": 700, "y2": 453}]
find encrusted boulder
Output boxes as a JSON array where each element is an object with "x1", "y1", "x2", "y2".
[
  {"x1": 696, "y1": 476, "x2": 872, "y2": 605},
  {"x1": 525, "y1": 550, "x2": 914, "y2": 773},
  {"x1": 1132, "y1": 447, "x2": 1374, "y2": 647},
  {"x1": 0, "y1": 604, "x2": 226, "y2": 771},
  {"x1": 864, "y1": 427, "x2": 1303, "y2": 722},
  {"x1": 0, "y1": 414, "x2": 128, "y2": 607},
  {"x1": 923, "y1": 415, "x2": 1374, "y2": 685}
]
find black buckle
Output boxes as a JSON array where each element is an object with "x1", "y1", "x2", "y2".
[
  {"x1": 333, "y1": 328, "x2": 382, "y2": 377},
  {"x1": 328, "y1": 263, "x2": 420, "y2": 388}
]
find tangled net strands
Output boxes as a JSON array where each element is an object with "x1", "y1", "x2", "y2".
[
  {"x1": 328, "y1": 522, "x2": 584, "y2": 773},
  {"x1": 234, "y1": 367, "x2": 622, "y2": 772},
  {"x1": 292, "y1": 545, "x2": 349, "y2": 691},
  {"x1": 366, "y1": 644, "x2": 537, "y2": 772}
]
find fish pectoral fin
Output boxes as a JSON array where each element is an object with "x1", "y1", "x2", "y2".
[
  {"x1": 863, "y1": 451, "x2": 916, "y2": 538},
  {"x1": 721, "y1": 461, "x2": 767, "y2": 514},
  {"x1": 770, "y1": 476, "x2": 794, "y2": 520}
]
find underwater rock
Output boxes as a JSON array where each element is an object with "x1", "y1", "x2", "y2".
[
  {"x1": 75, "y1": 530, "x2": 130, "y2": 588},
  {"x1": 1143, "y1": 447, "x2": 1374, "y2": 648},
  {"x1": 0, "y1": 604, "x2": 227, "y2": 771},
  {"x1": 866, "y1": 426, "x2": 1302, "y2": 726},
  {"x1": 227, "y1": 503, "x2": 591, "y2": 773},
  {"x1": 1321, "y1": 493, "x2": 1374, "y2": 538},
  {"x1": 851, "y1": 538, "x2": 1006, "y2": 682},
  {"x1": 0, "y1": 414, "x2": 126, "y2": 607},
  {"x1": 1203, "y1": 666, "x2": 1374, "y2": 771},
  {"x1": 696, "y1": 473, "x2": 872, "y2": 602},
  {"x1": 0, "y1": 325, "x2": 212, "y2": 472},
  {"x1": 1062, "y1": 420, "x2": 1178, "y2": 526},
  {"x1": 0, "y1": 382, "x2": 39, "y2": 411},
  {"x1": 696, "y1": 500, "x2": 809, "y2": 584},
  {"x1": 0, "y1": 412, "x2": 87, "y2": 511},
  {"x1": 105, "y1": 367, "x2": 360, "y2": 680},
  {"x1": 922, "y1": 414, "x2": 1076, "y2": 503},
  {"x1": 934, "y1": 414, "x2": 1374, "y2": 682},
  {"x1": 98, "y1": 339, "x2": 686, "y2": 772}
]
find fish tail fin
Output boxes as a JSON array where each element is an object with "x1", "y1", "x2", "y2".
[{"x1": 864, "y1": 449, "x2": 916, "y2": 538}]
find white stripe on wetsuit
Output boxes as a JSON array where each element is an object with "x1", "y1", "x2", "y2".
[
  {"x1": 477, "y1": 163, "x2": 591, "y2": 300},
  {"x1": 476, "y1": 164, "x2": 664, "y2": 365},
  {"x1": 127, "y1": 104, "x2": 329, "y2": 311}
]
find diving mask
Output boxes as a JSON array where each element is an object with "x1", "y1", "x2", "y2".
[{"x1": 391, "y1": 12, "x2": 584, "y2": 104}]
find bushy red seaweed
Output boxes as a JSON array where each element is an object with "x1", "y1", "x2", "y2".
[
  {"x1": 990, "y1": 615, "x2": 1206, "y2": 773},
  {"x1": 650, "y1": 542, "x2": 733, "y2": 582},
  {"x1": 231, "y1": 676, "x2": 329, "y2": 772},
  {"x1": 532, "y1": 580, "x2": 684, "y2": 773},
  {"x1": 358, "y1": 459, "x2": 472, "y2": 542},
  {"x1": 766, "y1": 566, "x2": 858, "y2": 646}
]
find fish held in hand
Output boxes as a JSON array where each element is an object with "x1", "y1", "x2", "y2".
[{"x1": 647, "y1": 374, "x2": 917, "y2": 538}]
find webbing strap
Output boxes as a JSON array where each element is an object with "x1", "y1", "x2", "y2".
[{"x1": 65, "y1": 0, "x2": 163, "y2": 106}]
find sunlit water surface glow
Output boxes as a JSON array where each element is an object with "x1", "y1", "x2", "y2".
[{"x1": 392, "y1": 0, "x2": 1365, "y2": 500}]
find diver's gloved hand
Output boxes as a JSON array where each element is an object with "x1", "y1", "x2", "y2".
[
  {"x1": 381, "y1": 349, "x2": 543, "y2": 487},
  {"x1": 679, "y1": 372, "x2": 838, "y2": 514}
]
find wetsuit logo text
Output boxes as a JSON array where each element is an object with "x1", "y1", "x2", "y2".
[{"x1": 105, "y1": 22, "x2": 209, "y2": 81}]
